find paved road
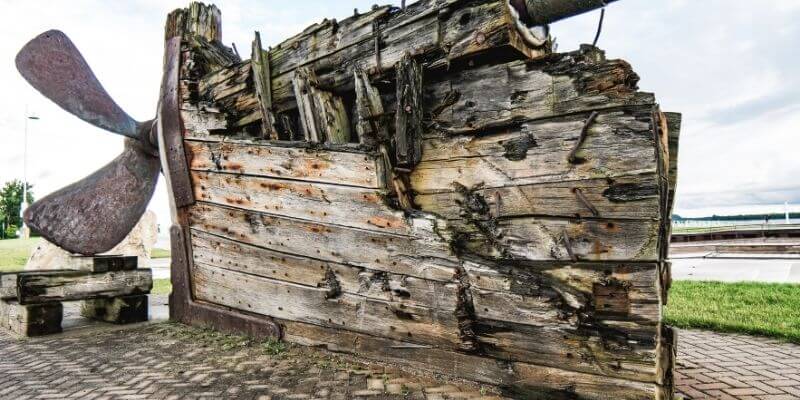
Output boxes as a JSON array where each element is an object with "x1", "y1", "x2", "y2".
[{"x1": 672, "y1": 256, "x2": 800, "y2": 283}]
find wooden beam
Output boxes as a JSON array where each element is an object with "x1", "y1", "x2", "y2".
[
  {"x1": 251, "y1": 31, "x2": 278, "y2": 139},
  {"x1": 394, "y1": 53, "x2": 423, "y2": 167},
  {"x1": 9, "y1": 269, "x2": 152, "y2": 305},
  {"x1": 353, "y1": 66, "x2": 386, "y2": 148}
]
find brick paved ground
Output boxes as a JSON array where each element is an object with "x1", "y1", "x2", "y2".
[
  {"x1": 2, "y1": 299, "x2": 800, "y2": 399},
  {"x1": 676, "y1": 330, "x2": 800, "y2": 399},
  {"x1": 0, "y1": 298, "x2": 505, "y2": 400}
]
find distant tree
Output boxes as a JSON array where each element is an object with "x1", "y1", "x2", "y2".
[{"x1": 0, "y1": 180, "x2": 34, "y2": 239}]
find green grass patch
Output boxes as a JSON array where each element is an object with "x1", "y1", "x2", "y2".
[
  {"x1": 152, "y1": 278, "x2": 172, "y2": 295},
  {"x1": 0, "y1": 237, "x2": 41, "y2": 272},
  {"x1": 150, "y1": 248, "x2": 170, "y2": 259},
  {"x1": 665, "y1": 280, "x2": 800, "y2": 343}
]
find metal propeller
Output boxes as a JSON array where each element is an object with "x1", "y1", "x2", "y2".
[{"x1": 16, "y1": 30, "x2": 167, "y2": 255}]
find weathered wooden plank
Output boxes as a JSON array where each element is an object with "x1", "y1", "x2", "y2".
[
  {"x1": 184, "y1": 140, "x2": 384, "y2": 188},
  {"x1": 424, "y1": 47, "x2": 655, "y2": 135},
  {"x1": 250, "y1": 32, "x2": 278, "y2": 139},
  {"x1": 281, "y1": 318, "x2": 664, "y2": 399},
  {"x1": 353, "y1": 65, "x2": 386, "y2": 147},
  {"x1": 187, "y1": 202, "x2": 459, "y2": 282},
  {"x1": 415, "y1": 176, "x2": 659, "y2": 221},
  {"x1": 455, "y1": 216, "x2": 660, "y2": 261},
  {"x1": 15, "y1": 269, "x2": 152, "y2": 305},
  {"x1": 664, "y1": 112, "x2": 681, "y2": 217},
  {"x1": 192, "y1": 262, "x2": 461, "y2": 347},
  {"x1": 395, "y1": 53, "x2": 423, "y2": 167},
  {"x1": 81, "y1": 294, "x2": 149, "y2": 324},
  {"x1": 191, "y1": 171, "x2": 410, "y2": 235},
  {"x1": 292, "y1": 67, "x2": 351, "y2": 144},
  {"x1": 190, "y1": 230, "x2": 458, "y2": 309},
  {"x1": 0, "y1": 299, "x2": 62, "y2": 337},
  {"x1": 412, "y1": 108, "x2": 659, "y2": 192}
]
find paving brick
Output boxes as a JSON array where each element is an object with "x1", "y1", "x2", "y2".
[
  {"x1": 0, "y1": 319, "x2": 506, "y2": 400},
  {"x1": 676, "y1": 329, "x2": 800, "y2": 399}
]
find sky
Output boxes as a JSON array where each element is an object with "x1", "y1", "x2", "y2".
[{"x1": 0, "y1": 0, "x2": 799, "y2": 239}]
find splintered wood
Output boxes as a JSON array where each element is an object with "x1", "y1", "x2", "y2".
[{"x1": 170, "y1": 1, "x2": 680, "y2": 398}]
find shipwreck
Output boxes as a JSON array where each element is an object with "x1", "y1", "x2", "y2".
[{"x1": 15, "y1": 0, "x2": 681, "y2": 398}]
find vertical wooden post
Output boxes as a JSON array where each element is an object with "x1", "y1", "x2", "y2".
[
  {"x1": 292, "y1": 67, "x2": 351, "y2": 144},
  {"x1": 353, "y1": 66, "x2": 385, "y2": 148},
  {"x1": 395, "y1": 53, "x2": 423, "y2": 167},
  {"x1": 251, "y1": 31, "x2": 278, "y2": 139}
]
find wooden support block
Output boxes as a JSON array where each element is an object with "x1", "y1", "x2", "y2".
[
  {"x1": 81, "y1": 294, "x2": 149, "y2": 324},
  {"x1": 68, "y1": 255, "x2": 138, "y2": 272},
  {"x1": 16, "y1": 269, "x2": 152, "y2": 305},
  {"x1": 0, "y1": 299, "x2": 62, "y2": 337}
]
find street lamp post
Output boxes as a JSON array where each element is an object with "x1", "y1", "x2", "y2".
[{"x1": 20, "y1": 109, "x2": 39, "y2": 239}]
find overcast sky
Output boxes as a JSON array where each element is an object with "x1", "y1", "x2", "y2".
[{"x1": 1, "y1": 0, "x2": 799, "y2": 236}]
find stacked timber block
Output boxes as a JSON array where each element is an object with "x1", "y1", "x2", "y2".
[
  {"x1": 163, "y1": 2, "x2": 680, "y2": 399},
  {"x1": 0, "y1": 256, "x2": 152, "y2": 337}
]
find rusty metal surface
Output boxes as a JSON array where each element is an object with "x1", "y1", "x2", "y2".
[
  {"x1": 169, "y1": 226, "x2": 282, "y2": 340},
  {"x1": 518, "y1": 0, "x2": 617, "y2": 26},
  {"x1": 24, "y1": 139, "x2": 160, "y2": 255},
  {"x1": 15, "y1": 30, "x2": 141, "y2": 138},
  {"x1": 159, "y1": 36, "x2": 194, "y2": 208}
]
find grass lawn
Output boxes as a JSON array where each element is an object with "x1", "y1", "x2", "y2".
[
  {"x1": 665, "y1": 280, "x2": 800, "y2": 343},
  {"x1": 152, "y1": 278, "x2": 172, "y2": 295},
  {"x1": 0, "y1": 237, "x2": 41, "y2": 272},
  {"x1": 151, "y1": 248, "x2": 171, "y2": 258}
]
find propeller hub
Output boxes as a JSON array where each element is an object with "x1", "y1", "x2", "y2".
[{"x1": 136, "y1": 119, "x2": 160, "y2": 157}]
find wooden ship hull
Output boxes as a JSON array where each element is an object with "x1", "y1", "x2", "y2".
[{"x1": 161, "y1": 2, "x2": 681, "y2": 398}]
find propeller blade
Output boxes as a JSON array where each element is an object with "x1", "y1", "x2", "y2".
[
  {"x1": 16, "y1": 30, "x2": 140, "y2": 138},
  {"x1": 24, "y1": 140, "x2": 160, "y2": 255}
]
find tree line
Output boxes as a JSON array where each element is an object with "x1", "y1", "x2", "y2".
[{"x1": 0, "y1": 180, "x2": 34, "y2": 239}]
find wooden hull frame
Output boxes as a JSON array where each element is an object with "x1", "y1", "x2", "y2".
[{"x1": 160, "y1": 2, "x2": 680, "y2": 398}]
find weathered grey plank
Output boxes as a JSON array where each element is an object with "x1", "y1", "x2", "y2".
[
  {"x1": 184, "y1": 140, "x2": 384, "y2": 189},
  {"x1": 424, "y1": 47, "x2": 655, "y2": 135},
  {"x1": 187, "y1": 202, "x2": 459, "y2": 282},
  {"x1": 191, "y1": 261, "x2": 461, "y2": 347},
  {"x1": 282, "y1": 318, "x2": 665, "y2": 399},
  {"x1": 191, "y1": 170, "x2": 411, "y2": 235},
  {"x1": 292, "y1": 67, "x2": 351, "y2": 144},
  {"x1": 412, "y1": 108, "x2": 659, "y2": 192},
  {"x1": 454, "y1": 216, "x2": 660, "y2": 261},
  {"x1": 664, "y1": 112, "x2": 682, "y2": 217},
  {"x1": 415, "y1": 176, "x2": 659, "y2": 221},
  {"x1": 190, "y1": 230, "x2": 458, "y2": 309},
  {"x1": 15, "y1": 269, "x2": 152, "y2": 305}
]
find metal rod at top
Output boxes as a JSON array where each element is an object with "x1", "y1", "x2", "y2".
[{"x1": 512, "y1": 0, "x2": 617, "y2": 27}]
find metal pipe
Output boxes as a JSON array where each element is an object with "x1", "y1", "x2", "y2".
[{"x1": 513, "y1": 0, "x2": 617, "y2": 27}]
